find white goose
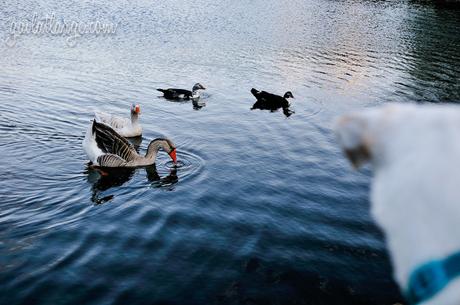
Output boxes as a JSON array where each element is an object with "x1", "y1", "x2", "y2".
[
  {"x1": 83, "y1": 120, "x2": 177, "y2": 168},
  {"x1": 95, "y1": 104, "x2": 142, "y2": 137}
]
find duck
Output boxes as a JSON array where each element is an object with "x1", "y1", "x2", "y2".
[
  {"x1": 250, "y1": 88, "x2": 294, "y2": 109},
  {"x1": 94, "y1": 104, "x2": 142, "y2": 137},
  {"x1": 157, "y1": 83, "x2": 206, "y2": 100},
  {"x1": 250, "y1": 88, "x2": 295, "y2": 117},
  {"x1": 83, "y1": 120, "x2": 177, "y2": 169}
]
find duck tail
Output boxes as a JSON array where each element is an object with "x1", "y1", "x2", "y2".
[{"x1": 251, "y1": 88, "x2": 260, "y2": 98}]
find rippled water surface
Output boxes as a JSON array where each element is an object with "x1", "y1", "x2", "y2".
[{"x1": 1, "y1": 1, "x2": 459, "y2": 304}]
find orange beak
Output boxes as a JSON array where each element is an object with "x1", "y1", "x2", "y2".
[
  {"x1": 169, "y1": 148, "x2": 177, "y2": 163},
  {"x1": 135, "y1": 105, "x2": 141, "y2": 114}
]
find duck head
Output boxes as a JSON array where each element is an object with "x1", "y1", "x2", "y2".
[
  {"x1": 192, "y1": 83, "x2": 206, "y2": 91},
  {"x1": 284, "y1": 91, "x2": 294, "y2": 99}
]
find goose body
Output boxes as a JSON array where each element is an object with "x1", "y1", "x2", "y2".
[
  {"x1": 83, "y1": 120, "x2": 176, "y2": 168},
  {"x1": 94, "y1": 104, "x2": 142, "y2": 137},
  {"x1": 157, "y1": 83, "x2": 206, "y2": 100}
]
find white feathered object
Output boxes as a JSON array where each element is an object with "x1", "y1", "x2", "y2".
[
  {"x1": 95, "y1": 104, "x2": 142, "y2": 137},
  {"x1": 335, "y1": 103, "x2": 460, "y2": 305},
  {"x1": 82, "y1": 120, "x2": 177, "y2": 168}
]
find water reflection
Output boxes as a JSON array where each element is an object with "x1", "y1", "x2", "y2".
[
  {"x1": 192, "y1": 99, "x2": 206, "y2": 110},
  {"x1": 86, "y1": 165, "x2": 178, "y2": 204},
  {"x1": 158, "y1": 95, "x2": 207, "y2": 111},
  {"x1": 251, "y1": 100, "x2": 295, "y2": 117},
  {"x1": 402, "y1": 3, "x2": 460, "y2": 102},
  {"x1": 127, "y1": 136, "x2": 143, "y2": 152},
  {"x1": 145, "y1": 165, "x2": 178, "y2": 187},
  {"x1": 2, "y1": 0, "x2": 455, "y2": 303}
]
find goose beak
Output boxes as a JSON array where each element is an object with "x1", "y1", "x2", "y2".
[
  {"x1": 169, "y1": 148, "x2": 177, "y2": 163},
  {"x1": 135, "y1": 105, "x2": 141, "y2": 114}
]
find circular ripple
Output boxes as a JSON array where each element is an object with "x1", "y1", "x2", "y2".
[
  {"x1": 160, "y1": 149, "x2": 204, "y2": 183},
  {"x1": 303, "y1": 97, "x2": 324, "y2": 119},
  {"x1": 165, "y1": 160, "x2": 186, "y2": 168}
]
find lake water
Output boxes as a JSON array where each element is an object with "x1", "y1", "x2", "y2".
[{"x1": 0, "y1": 1, "x2": 459, "y2": 304}]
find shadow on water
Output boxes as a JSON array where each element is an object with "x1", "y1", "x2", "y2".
[
  {"x1": 250, "y1": 100, "x2": 295, "y2": 117},
  {"x1": 158, "y1": 95, "x2": 207, "y2": 111},
  {"x1": 86, "y1": 165, "x2": 178, "y2": 204}
]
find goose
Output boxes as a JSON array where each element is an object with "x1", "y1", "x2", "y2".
[
  {"x1": 157, "y1": 83, "x2": 206, "y2": 100},
  {"x1": 83, "y1": 120, "x2": 177, "y2": 169},
  {"x1": 250, "y1": 88, "x2": 294, "y2": 109},
  {"x1": 95, "y1": 104, "x2": 142, "y2": 137}
]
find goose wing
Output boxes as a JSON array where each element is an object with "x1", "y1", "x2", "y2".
[
  {"x1": 96, "y1": 154, "x2": 128, "y2": 167},
  {"x1": 95, "y1": 112, "x2": 130, "y2": 130},
  {"x1": 94, "y1": 111, "x2": 111, "y2": 123},
  {"x1": 92, "y1": 121, "x2": 137, "y2": 162}
]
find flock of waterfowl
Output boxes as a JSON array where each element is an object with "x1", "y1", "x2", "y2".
[
  {"x1": 84, "y1": 82, "x2": 460, "y2": 305},
  {"x1": 83, "y1": 84, "x2": 294, "y2": 173}
]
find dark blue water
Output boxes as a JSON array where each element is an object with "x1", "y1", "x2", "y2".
[{"x1": 0, "y1": 1, "x2": 459, "y2": 304}]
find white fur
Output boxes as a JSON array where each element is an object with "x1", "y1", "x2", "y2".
[{"x1": 335, "y1": 103, "x2": 460, "y2": 305}]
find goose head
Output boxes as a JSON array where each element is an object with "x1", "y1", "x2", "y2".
[
  {"x1": 131, "y1": 104, "x2": 141, "y2": 115},
  {"x1": 146, "y1": 138, "x2": 177, "y2": 163},
  {"x1": 192, "y1": 83, "x2": 206, "y2": 92},
  {"x1": 284, "y1": 91, "x2": 294, "y2": 99}
]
